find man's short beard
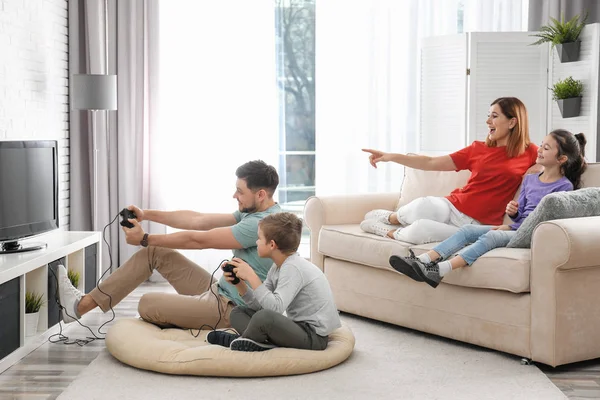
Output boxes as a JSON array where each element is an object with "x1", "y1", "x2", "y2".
[{"x1": 240, "y1": 202, "x2": 257, "y2": 214}]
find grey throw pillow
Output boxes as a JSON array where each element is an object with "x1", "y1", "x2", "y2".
[{"x1": 506, "y1": 187, "x2": 600, "y2": 248}]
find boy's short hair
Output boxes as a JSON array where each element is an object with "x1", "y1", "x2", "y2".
[{"x1": 259, "y1": 212, "x2": 303, "y2": 254}]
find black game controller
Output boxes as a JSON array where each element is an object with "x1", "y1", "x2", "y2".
[
  {"x1": 120, "y1": 208, "x2": 136, "y2": 229},
  {"x1": 222, "y1": 263, "x2": 240, "y2": 285}
]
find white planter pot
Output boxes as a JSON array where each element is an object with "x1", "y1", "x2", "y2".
[{"x1": 25, "y1": 312, "x2": 40, "y2": 337}]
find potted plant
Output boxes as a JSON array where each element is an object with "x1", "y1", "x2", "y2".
[
  {"x1": 68, "y1": 269, "x2": 80, "y2": 289},
  {"x1": 25, "y1": 291, "x2": 45, "y2": 336},
  {"x1": 530, "y1": 12, "x2": 588, "y2": 62},
  {"x1": 550, "y1": 76, "x2": 584, "y2": 118}
]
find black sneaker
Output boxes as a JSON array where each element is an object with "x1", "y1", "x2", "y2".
[
  {"x1": 230, "y1": 338, "x2": 276, "y2": 352},
  {"x1": 410, "y1": 259, "x2": 442, "y2": 289},
  {"x1": 389, "y1": 255, "x2": 424, "y2": 282},
  {"x1": 206, "y1": 331, "x2": 240, "y2": 347}
]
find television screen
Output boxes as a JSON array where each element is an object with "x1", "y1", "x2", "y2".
[{"x1": 0, "y1": 140, "x2": 59, "y2": 250}]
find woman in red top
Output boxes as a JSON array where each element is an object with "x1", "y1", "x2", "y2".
[{"x1": 361, "y1": 97, "x2": 538, "y2": 244}]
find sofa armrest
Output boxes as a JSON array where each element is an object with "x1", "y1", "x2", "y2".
[
  {"x1": 303, "y1": 192, "x2": 399, "y2": 270},
  {"x1": 530, "y1": 216, "x2": 600, "y2": 366}
]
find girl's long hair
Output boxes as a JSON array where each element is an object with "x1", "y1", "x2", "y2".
[{"x1": 549, "y1": 129, "x2": 588, "y2": 189}]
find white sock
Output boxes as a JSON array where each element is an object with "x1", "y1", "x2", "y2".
[
  {"x1": 418, "y1": 253, "x2": 431, "y2": 263},
  {"x1": 438, "y1": 261, "x2": 452, "y2": 277}
]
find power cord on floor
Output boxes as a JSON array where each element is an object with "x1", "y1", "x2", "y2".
[{"x1": 48, "y1": 213, "x2": 121, "y2": 346}]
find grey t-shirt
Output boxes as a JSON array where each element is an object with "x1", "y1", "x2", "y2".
[
  {"x1": 217, "y1": 203, "x2": 282, "y2": 306},
  {"x1": 242, "y1": 254, "x2": 342, "y2": 336}
]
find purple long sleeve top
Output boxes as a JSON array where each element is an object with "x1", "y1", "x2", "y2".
[{"x1": 510, "y1": 173, "x2": 573, "y2": 230}]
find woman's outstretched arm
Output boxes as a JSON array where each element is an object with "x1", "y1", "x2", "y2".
[{"x1": 362, "y1": 149, "x2": 457, "y2": 171}]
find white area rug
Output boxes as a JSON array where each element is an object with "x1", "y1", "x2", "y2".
[{"x1": 57, "y1": 314, "x2": 566, "y2": 400}]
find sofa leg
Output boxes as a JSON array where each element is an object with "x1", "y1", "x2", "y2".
[{"x1": 520, "y1": 358, "x2": 533, "y2": 365}]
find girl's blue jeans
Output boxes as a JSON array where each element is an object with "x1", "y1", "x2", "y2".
[{"x1": 432, "y1": 225, "x2": 516, "y2": 265}]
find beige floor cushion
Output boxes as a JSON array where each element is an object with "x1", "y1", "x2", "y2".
[{"x1": 106, "y1": 318, "x2": 355, "y2": 377}]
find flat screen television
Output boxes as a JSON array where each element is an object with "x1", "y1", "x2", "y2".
[{"x1": 0, "y1": 140, "x2": 59, "y2": 254}]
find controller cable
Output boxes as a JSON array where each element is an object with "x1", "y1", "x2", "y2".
[
  {"x1": 48, "y1": 213, "x2": 120, "y2": 346},
  {"x1": 188, "y1": 259, "x2": 240, "y2": 338},
  {"x1": 48, "y1": 211, "x2": 237, "y2": 344}
]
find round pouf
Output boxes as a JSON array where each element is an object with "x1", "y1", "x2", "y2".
[{"x1": 106, "y1": 318, "x2": 355, "y2": 377}]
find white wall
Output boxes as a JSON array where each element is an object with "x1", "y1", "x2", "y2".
[
  {"x1": 548, "y1": 24, "x2": 600, "y2": 163},
  {"x1": 0, "y1": 0, "x2": 70, "y2": 229}
]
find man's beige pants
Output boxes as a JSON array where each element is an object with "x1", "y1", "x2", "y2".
[{"x1": 88, "y1": 246, "x2": 234, "y2": 329}]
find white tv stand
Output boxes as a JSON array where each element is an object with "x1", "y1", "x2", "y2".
[{"x1": 0, "y1": 230, "x2": 101, "y2": 374}]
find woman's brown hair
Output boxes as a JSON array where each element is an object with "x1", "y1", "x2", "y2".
[{"x1": 486, "y1": 97, "x2": 531, "y2": 158}]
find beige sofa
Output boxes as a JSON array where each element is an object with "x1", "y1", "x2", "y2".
[{"x1": 304, "y1": 163, "x2": 600, "y2": 367}]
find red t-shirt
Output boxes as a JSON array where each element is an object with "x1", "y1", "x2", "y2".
[{"x1": 447, "y1": 141, "x2": 538, "y2": 225}]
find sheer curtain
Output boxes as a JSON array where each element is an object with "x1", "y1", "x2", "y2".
[
  {"x1": 315, "y1": 0, "x2": 461, "y2": 196},
  {"x1": 115, "y1": 0, "x2": 165, "y2": 267},
  {"x1": 315, "y1": 0, "x2": 529, "y2": 197},
  {"x1": 464, "y1": 0, "x2": 529, "y2": 32},
  {"x1": 158, "y1": 1, "x2": 278, "y2": 268},
  {"x1": 70, "y1": 0, "x2": 163, "y2": 272}
]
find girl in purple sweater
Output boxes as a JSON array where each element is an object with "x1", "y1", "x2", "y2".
[{"x1": 390, "y1": 130, "x2": 588, "y2": 288}]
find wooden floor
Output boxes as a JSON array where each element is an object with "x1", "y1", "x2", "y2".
[{"x1": 1, "y1": 282, "x2": 599, "y2": 400}]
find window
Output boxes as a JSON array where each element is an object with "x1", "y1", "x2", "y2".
[
  {"x1": 275, "y1": 0, "x2": 315, "y2": 252},
  {"x1": 458, "y1": 1, "x2": 464, "y2": 33}
]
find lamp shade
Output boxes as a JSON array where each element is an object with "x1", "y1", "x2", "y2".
[{"x1": 71, "y1": 74, "x2": 118, "y2": 110}]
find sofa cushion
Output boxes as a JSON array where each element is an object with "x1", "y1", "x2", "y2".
[
  {"x1": 319, "y1": 225, "x2": 531, "y2": 293},
  {"x1": 409, "y1": 243, "x2": 531, "y2": 293},
  {"x1": 581, "y1": 163, "x2": 600, "y2": 188},
  {"x1": 396, "y1": 167, "x2": 471, "y2": 210},
  {"x1": 396, "y1": 164, "x2": 600, "y2": 225},
  {"x1": 505, "y1": 164, "x2": 600, "y2": 249},
  {"x1": 396, "y1": 166, "x2": 518, "y2": 225},
  {"x1": 507, "y1": 187, "x2": 600, "y2": 248},
  {"x1": 318, "y1": 225, "x2": 414, "y2": 273}
]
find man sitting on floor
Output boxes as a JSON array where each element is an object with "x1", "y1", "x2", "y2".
[{"x1": 57, "y1": 160, "x2": 281, "y2": 330}]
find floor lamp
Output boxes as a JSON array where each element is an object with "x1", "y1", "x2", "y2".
[{"x1": 71, "y1": 74, "x2": 118, "y2": 231}]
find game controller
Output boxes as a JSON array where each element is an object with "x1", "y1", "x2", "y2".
[
  {"x1": 120, "y1": 208, "x2": 136, "y2": 229},
  {"x1": 222, "y1": 263, "x2": 240, "y2": 285}
]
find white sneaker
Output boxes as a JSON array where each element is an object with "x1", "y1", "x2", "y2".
[
  {"x1": 360, "y1": 219, "x2": 394, "y2": 237},
  {"x1": 56, "y1": 265, "x2": 83, "y2": 324},
  {"x1": 364, "y1": 209, "x2": 393, "y2": 224}
]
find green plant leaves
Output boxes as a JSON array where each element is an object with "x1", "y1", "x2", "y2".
[
  {"x1": 550, "y1": 76, "x2": 584, "y2": 100},
  {"x1": 68, "y1": 269, "x2": 80, "y2": 288},
  {"x1": 530, "y1": 11, "x2": 588, "y2": 47},
  {"x1": 25, "y1": 291, "x2": 45, "y2": 314}
]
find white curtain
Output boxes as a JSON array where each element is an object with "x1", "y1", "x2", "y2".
[
  {"x1": 115, "y1": 0, "x2": 165, "y2": 267},
  {"x1": 315, "y1": 0, "x2": 460, "y2": 196},
  {"x1": 69, "y1": 0, "x2": 164, "y2": 273},
  {"x1": 464, "y1": 0, "x2": 529, "y2": 32},
  {"x1": 315, "y1": 0, "x2": 528, "y2": 197},
  {"x1": 158, "y1": 1, "x2": 278, "y2": 269}
]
